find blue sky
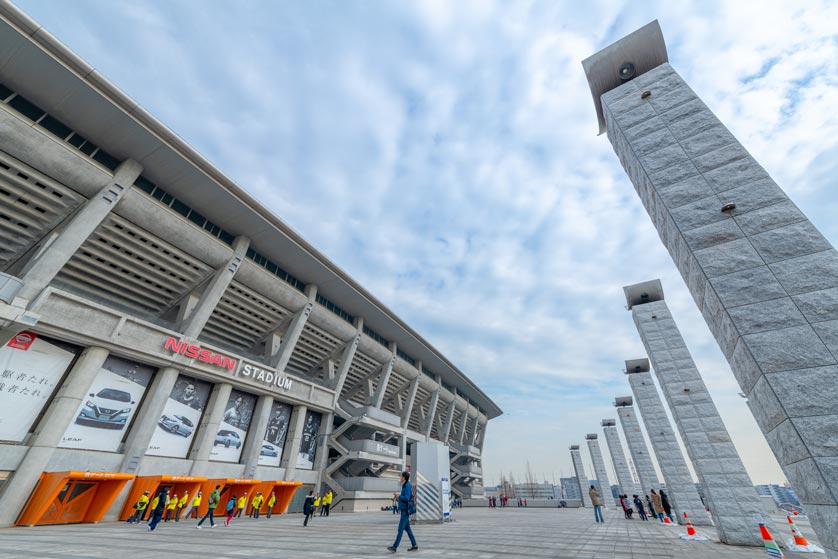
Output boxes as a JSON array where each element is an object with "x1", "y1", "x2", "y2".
[{"x1": 16, "y1": 0, "x2": 838, "y2": 486}]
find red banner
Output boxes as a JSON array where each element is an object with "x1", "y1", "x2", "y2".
[{"x1": 7, "y1": 331, "x2": 37, "y2": 350}]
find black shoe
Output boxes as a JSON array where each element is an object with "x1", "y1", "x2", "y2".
[
  {"x1": 408, "y1": 546, "x2": 418, "y2": 551},
  {"x1": 387, "y1": 546, "x2": 397, "y2": 553}
]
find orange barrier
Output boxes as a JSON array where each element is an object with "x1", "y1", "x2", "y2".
[
  {"x1": 118, "y1": 475, "x2": 207, "y2": 521},
  {"x1": 249, "y1": 480, "x2": 302, "y2": 515},
  {"x1": 198, "y1": 478, "x2": 260, "y2": 517},
  {"x1": 17, "y1": 471, "x2": 134, "y2": 526}
]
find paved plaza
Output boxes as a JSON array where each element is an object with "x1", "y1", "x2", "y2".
[{"x1": 0, "y1": 507, "x2": 820, "y2": 559}]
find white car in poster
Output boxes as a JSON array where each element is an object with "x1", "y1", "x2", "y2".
[
  {"x1": 75, "y1": 387, "x2": 135, "y2": 430},
  {"x1": 158, "y1": 414, "x2": 194, "y2": 437},
  {"x1": 214, "y1": 429, "x2": 242, "y2": 449}
]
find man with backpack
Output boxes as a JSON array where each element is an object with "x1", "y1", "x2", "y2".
[
  {"x1": 387, "y1": 471, "x2": 418, "y2": 553},
  {"x1": 196, "y1": 485, "x2": 221, "y2": 528}
]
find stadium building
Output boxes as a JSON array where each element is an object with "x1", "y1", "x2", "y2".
[{"x1": 0, "y1": 2, "x2": 500, "y2": 525}]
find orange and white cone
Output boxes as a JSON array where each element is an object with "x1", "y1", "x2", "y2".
[
  {"x1": 663, "y1": 514, "x2": 673, "y2": 525},
  {"x1": 679, "y1": 512, "x2": 709, "y2": 541},
  {"x1": 785, "y1": 515, "x2": 824, "y2": 553},
  {"x1": 760, "y1": 522, "x2": 786, "y2": 559}
]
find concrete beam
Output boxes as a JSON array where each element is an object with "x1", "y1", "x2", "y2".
[{"x1": 268, "y1": 284, "x2": 317, "y2": 372}]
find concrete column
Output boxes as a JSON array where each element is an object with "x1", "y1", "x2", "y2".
[
  {"x1": 329, "y1": 319, "x2": 362, "y2": 400},
  {"x1": 281, "y1": 404, "x2": 307, "y2": 480},
  {"x1": 626, "y1": 282, "x2": 771, "y2": 544},
  {"x1": 615, "y1": 397, "x2": 660, "y2": 498},
  {"x1": 569, "y1": 445, "x2": 590, "y2": 507},
  {"x1": 421, "y1": 388, "x2": 441, "y2": 438},
  {"x1": 602, "y1": 419, "x2": 638, "y2": 497},
  {"x1": 586, "y1": 434, "x2": 618, "y2": 508},
  {"x1": 119, "y1": 367, "x2": 180, "y2": 473},
  {"x1": 370, "y1": 344, "x2": 396, "y2": 408},
  {"x1": 189, "y1": 382, "x2": 233, "y2": 477},
  {"x1": 585, "y1": 25, "x2": 838, "y2": 552},
  {"x1": 314, "y1": 412, "x2": 333, "y2": 490},
  {"x1": 17, "y1": 160, "x2": 142, "y2": 302},
  {"x1": 242, "y1": 394, "x2": 274, "y2": 478},
  {"x1": 180, "y1": 236, "x2": 250, "y2": 338},
  {"x1": 400, "y1": 375, "x2": 420, "y2": 430},
  {"x1": 441, "y1": 396, "x2": 456, "y2": 441},
  {"x1": 469, "y1": 412, "x2": 480, "y2": 446},
  {"x1": 0, "y1": 346, "x2": 108, "y2": 526},
  {"x1": 477, "y1": 420, "x2": 488, "y2": 450},
  {"x1": 458, "y1": 408, "x2": 468, "y2": 445},
  {"x1": 269, "y1": 284, "x2": 316, "y2": 372},
  {"x1": 625, "y1": 363, "x2": 709, "y2": 526}
]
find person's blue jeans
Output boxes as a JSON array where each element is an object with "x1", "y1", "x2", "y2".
[
  {"x1": 594, "y1": 505, "x2": 603, "y2": 523},
  {"x1": 148, "y1": 511, "x2": 164, "y2": 531},
  {"x1": 197, "y1": 509, "x2": 215, "y2": 527},
  {"x1": 658, "y1": 512, "x2": 664, "y2": 522},
  {"x1": 392, "y1": 511, "x2": 417, "y2": 549}
]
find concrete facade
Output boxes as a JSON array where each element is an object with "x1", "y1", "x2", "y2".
[
  {"x1": 626, "y1": 281, "x2": 772, "y2": 544},
  {"x1": 569, "y1": 445, "x2": 590, "y2": 507},
  {"x1": 584, "y1": 21, "x2": 837, "y2": 554},
  {"x1": 601, "y1": 419, "x2": 639, "y2": 498},
  {"x1": 0, "y1": 3, "x2": 499, "y2": 526},
  {"x1": 625, "y1": 361, "x2": 710, "y2": 526},
  {"x1": 614, "y1": 397, "x2": 660, "y2": 498},
  {"x1": 586, "y1": 434, "x2": 619, "y2": 508}
]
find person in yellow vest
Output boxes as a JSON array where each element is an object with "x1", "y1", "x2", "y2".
[
  {"x1": 147, "y1": 493, "x2": 160, "y2": 524},
  {"x1": 250, "y1": 492, "x2": 264, "y2": 519},
  {"x1": 266, "y1": 491, "x2": 277, "y2": 518},
  {"x1": 130, "y1": 491, "x2": 150, "y2": 524},
  {"x1": 313, "y1": 494, "x2": 321, "y2": 519},
  {"x1": 320, "y1": 490, "x2": 332, "y2": 517},
  {"x1": 164, "y1": 493, "x2": 178, "y2": 522},
  {"x1": 187, "y1": 491, "x2": 202, "y2": 519},
  {"x1": 235, "y1": 492, "x2": 247, "y2": 518},
  {"x1": 176, "y1": 491, "x2": 189, "y2": 522}
]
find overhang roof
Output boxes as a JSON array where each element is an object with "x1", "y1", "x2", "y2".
[{"x1": 0, "y1": 3, "x2": 501, "y2": 419}]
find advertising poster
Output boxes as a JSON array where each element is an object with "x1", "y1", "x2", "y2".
[
  {"x1": 211, "y1": 389, "x2": 256, "y2": 463},
  {"x1": 146, "y1": 374, "x2": 212, "y2": 458},
  {"x1": 60, "y1": 356, "x2": 155, "y2": 451},
  {"x1": 0, "y1": 333, "x2": 77, "y2": 442},
  {"x1": 296, "y1": 410, "x2": 322, "y2": 470},
  {"x1": 258, "y1": 401, "x2": 292, "y2": 467}
]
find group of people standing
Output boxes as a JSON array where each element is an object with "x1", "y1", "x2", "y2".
[
  {"x1": 134, "y1": 485, "x2": 285, "y2": 531},
  {"x1": 301, "y1": 490, "x2": 333, "y2": 526},
  {"x1": 487, "y1": 495, "x2": 507, "y2": 508},
  {"x1": 616, "y1": 489, "x2": 674, "y2": 523}
]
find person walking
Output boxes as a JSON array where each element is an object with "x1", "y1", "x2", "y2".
[
  {"x1": 164, "y1": 493, "x2": 178, "y2": 522},
  {"x1": 650, "y1": 490, "x2": 664, "y2": 522},
  {"x1": 313, "y1": 494, "x2": 321, "y2": 518},
  {"x1": 303, "y1": 491, "x2": 315, "y2": 527},
  {"x1": 147, "y1": 493, "x2": 160, "y2": 524},
  {"x1": 250, "y1": 492, "x2": 264, "y2": 519},
  {"x1": 176, "y1": 491, "x2": 188, "y2": 522},
  {"x1": 130, "y1": 491, "x2": 150, "y2": 524},
  {"x1": 266, "y1": 492, "x2": 276, "y2": 519},
  {"x1": 392, "y1": 493, "x2": 399, "y2": 515},
  {"x1": 235, "y1": 493, "x2": 247, "y2": 518},
  {"x1": 148, "y1": 489, "x2": 168, "y2": 532},
  {"x1": 632, "y1": 495, "x2": 647, "y2": 521},
  {"x1": 196, "y1": 485, "x2": 221, "y2": 528},
  {"x1": 387, "y1": 470, "x2": 418, "y2": 553},
  {"x1": 187, "y1": 491, "x2": 202, "y2": 519},
  {"x1": 589, "y1": 485, "x2": 604, "y2": 524},
  {"x1": 225, "y1": 494, "x2": 237, "y2": 527},
  {"x1": 659, "y1": 489, "x2": 673, "y2": 522}
]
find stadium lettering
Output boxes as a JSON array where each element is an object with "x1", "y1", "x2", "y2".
[{"x1": 163, "y1": 337, "x2": 238, "y2": 371}]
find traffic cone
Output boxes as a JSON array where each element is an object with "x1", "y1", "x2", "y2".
[
  {"x1": 663, "y1": 514, "x2": 673, "y2": 525},
  {"x1": 760, "y1": 522, "x2": 786, "y2": 559},
  {"x1": 679, "y1": 512, "x2": 709, "y2": 541},
  {"x1": 785, "y1": 515, "x2": 825, "y2": 553}
]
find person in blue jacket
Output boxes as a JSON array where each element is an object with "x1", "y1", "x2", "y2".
[{"x1": 387, "y1": 471, "x2": 418, "y2": 553}]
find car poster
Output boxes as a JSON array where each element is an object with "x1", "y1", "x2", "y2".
[
  {"x1": 146, "y1": 374, "x2": 212, "y2": 458},
  {"x1": 258, "y1": 401, "x2": 292, "y2": 467},
  {"x1": 60, "y1": 356, "x2": 155, "y2": 451},
  {"x1": 296, "y1": 410, "x2": 322, "y2": 470},
  {"x1": 211, "y1": 389, "x2": 256, "y2": 463},
  {"x1": 0, "y1": 333, "x2": 78, "y2": 442}
]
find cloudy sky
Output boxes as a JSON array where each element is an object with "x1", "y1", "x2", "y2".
[{"x1": 16, "y1": 0, "x2": 838, "y2": 486}]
